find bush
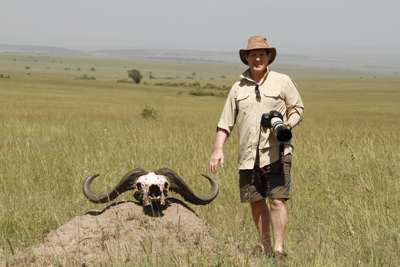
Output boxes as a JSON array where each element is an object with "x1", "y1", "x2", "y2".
[
  {"x1": 116, "y1": 79, "x2": 131, "y2": 84},
  {"x1": 90, "y1": 67, "x2": 96, "y2": 71},
  {"x1": 128, "y1": 69, "x2": 142, "y2": 84},
  {"x1": 154, "y1": 82, "x2": 184, "y2": 87},
  {"x1": 151, "y1": 81, "x2": 230, "y2": 91},
  {"x1": 75, "y1": 74, "x2": 96, "y2": 80},
  {"x1": 0, "y1": 74, "x2": 11, "y2": 79},
  {"x1": 189, "y1": 90, "x2": 226, "y2": 97},
  {"x1": 141, "y1": 106, "x2": 158, "y2": 119},
  {"x1": 189, "y1": 90, "x2": 215, "y2": 97}
]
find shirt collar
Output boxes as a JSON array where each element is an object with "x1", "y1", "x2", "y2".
[{"x1": 240, "y1": 67, "x2": 270, "y2": 86}]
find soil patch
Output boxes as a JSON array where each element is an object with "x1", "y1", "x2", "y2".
[{"x1": 8, "y1": 199, "x2": 215, "y2": 266}]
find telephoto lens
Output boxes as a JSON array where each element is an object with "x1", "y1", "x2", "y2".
[{"x1": 261, "y1": 110, "x2": 292, "y2": 142}]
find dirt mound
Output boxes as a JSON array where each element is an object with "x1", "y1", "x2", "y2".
[{"x1": 10, "y1": 199, "x2": 214, "y2": 266}]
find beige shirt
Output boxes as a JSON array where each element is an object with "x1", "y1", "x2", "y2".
[{"x1": 217, "y1": 69, "x2": 304, "y2": 169}]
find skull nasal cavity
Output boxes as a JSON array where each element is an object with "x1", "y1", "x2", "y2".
[{"x1": 149, "y1": 185, "x2": 162, "y2": 197}]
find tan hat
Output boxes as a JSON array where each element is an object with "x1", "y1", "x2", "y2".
[{"x1": 239, "y1": 36, "x2": 277, "y2": 65}]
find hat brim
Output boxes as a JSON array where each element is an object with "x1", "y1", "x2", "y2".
[{"x1": 239, "y1": 48, "x2": 276, "y2": 65}]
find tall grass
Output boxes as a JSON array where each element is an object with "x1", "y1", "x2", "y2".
[{"x1": 0, "y1": 56, "x2": 399, "y2": 266}]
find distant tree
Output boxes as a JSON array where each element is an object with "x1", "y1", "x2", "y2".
[
  {"x1": 90, "y1": 67, "x2": 96, "y2": 71},
  {"x1": 128, "y1": 69, "x2": 143, "y2": 84}
]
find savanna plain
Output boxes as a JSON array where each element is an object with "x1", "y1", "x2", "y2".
[{"x1": 0, "y1": 53, "x2": 399, "y2": 266}]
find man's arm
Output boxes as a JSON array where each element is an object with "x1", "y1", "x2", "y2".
[
  {"x1": 286, "y1": 111, "x2": 302, "y2": 129},
  {"x1": 209, "y1": 128, "x2": 229, "y2": 173},
  {"x1": 283, "y1": 76, "x2": 304, "y2": 129}
]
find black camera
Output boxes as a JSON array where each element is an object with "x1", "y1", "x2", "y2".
[{"x1": 261, "y1": 110, "x2": 292, "y2": 142}]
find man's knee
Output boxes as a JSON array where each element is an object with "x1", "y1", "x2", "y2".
[
  {"x1": 250, "y1": 199, "x2": 267, "y2": 210},
  {"x1": 269, "y1": 198, "x2": 286, "y2": 210}
]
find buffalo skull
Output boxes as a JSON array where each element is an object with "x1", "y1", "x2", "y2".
[{"x1": 82, "y1": 168, "x2": 218, "y2": 207}]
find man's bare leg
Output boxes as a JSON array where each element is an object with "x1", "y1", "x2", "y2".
[
  {"x1": 250, "y1": 199, "x2": 272, "y2": 253},
  {"x1": 269, "y1": 198, "x2": 288, "y2": 252}
]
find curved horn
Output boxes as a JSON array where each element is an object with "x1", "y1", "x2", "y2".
[
  {"x1": 155, "y1": 168, "x2": 218, "y2": 205},
  {"x1": 82, "y1": 168, "x2": 148, "y2": 203}
]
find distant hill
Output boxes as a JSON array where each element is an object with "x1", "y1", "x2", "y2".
[
  {"x1": 1, "y1": 44, "x2": 398, "y2": 74},
  {"x1": 92, "y1": 48, "x2": 238, "y2": 63},
  {"x1": 0, "y1": 44, "x2": 86, "y2": 56},
  {"x1": 0, "y1": 44, "x2": 320, "y2": 65}
]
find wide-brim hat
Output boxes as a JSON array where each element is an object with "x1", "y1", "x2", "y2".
[{"x1": 239, "y1": 36, "x2": 277, "y2": 65}]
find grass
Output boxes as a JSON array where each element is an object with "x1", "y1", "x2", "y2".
[{"x1": 0, "y1": 52, "x2": 399, "y2": 266}]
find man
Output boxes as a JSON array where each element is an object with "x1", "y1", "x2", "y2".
[{"x1": 209, "y1": 36, "x2": 304, "y2": 261}]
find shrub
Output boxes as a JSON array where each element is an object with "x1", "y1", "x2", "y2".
[
  {"x1": 189, "y1": 89, "x2": 226, "y2": 97},
  {"x1": 189, "y1": 90, "x2": 215, "y2": 97},
  {"x1": 202, "y1": 83, "x2": 219, "y2": 89},
  {"x1": 154, "y1": 82, "x2": 185, "y2": 87},
  {"x1": 25, "y1": 66, "x2": 30, "y2": 70},
  {"x1": 75, "y1": 74, "x2": 96, "y2": 80},
  {"x1": 128, "y1": 69, "x2": 143, "y2": 84},
  {"x1": 116, "y1": 79, "x2": 131, "y2": 84},
  {"x1": 141, "y1": 106, "x2": 158, "y2": 120},
  {"x1": 90, "y1": 67, "x2": 96, "y2": 71},
  {"x1": 188, "y1": 81, "x2": 201, "y2": 88},
  {"x1": 0, "y1": 74, "x2": 11, "y2": 79}
]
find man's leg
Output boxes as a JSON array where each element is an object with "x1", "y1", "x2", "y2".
[
  {"x1": 269, "y1": 198, "x2": 288, "y2": 252},
  {"x1": 250, "y1": 199, "x2": 272, "y2": 253}
]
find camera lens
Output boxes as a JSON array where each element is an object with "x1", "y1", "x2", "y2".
[{"x1": 275, "y1": 125, "x2": 292, "y2": 142}]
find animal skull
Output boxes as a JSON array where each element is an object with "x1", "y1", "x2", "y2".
[
  {"x1": 135, "y1": 172, "x2": 169, "y2": 206},
  {"x1": 82, "y1": 167, "x2": 218, "y2": 207}
]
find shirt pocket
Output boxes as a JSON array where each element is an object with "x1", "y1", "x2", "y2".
[
  {"x1": 262, "y1": 90, "x2": 282, "y2": 111},
  {"x1": 236, "y1": 91, "x2": 252, "y2": 114}
]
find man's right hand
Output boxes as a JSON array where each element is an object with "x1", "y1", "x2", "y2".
[{"x1": 209, "y1": 148, "x2": 224, "y2": 173}]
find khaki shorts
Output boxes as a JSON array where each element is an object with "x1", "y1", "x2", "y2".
[{"x1": 239, "y1": 154, "x2": 292, "y2": 202}]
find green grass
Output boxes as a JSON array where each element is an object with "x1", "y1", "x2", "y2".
[{"x1": 0, "y1": 53, "x2": 399, "y2": 266}]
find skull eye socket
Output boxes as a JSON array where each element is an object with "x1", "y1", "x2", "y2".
[
  {"x1": 164, "y1": 182, "x2": 169, "y2": 190},
  {"x1": 136, "y1": 182, "x2": 143, "y2": 190},
  {"x1": 149, "y1": 184, "x2": 162, "y2": 197}
]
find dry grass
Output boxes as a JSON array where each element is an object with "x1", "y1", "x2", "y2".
[{"x1": 0, "y1": 53, "x2": 399, "y2": 266}]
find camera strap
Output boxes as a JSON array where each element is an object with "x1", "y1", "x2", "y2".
[
  {"x1": 279, "y1": 143, "x2": 285, "y2": 163},
  {"x1": 254, "y1": 125, "x2": 262, "y2": 168}
]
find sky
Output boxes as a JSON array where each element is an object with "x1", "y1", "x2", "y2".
[{"x1": 1, "y1": 0, "x2": 399, "y2": 57}]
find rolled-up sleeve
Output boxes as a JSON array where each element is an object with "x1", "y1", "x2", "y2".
[
  {"x1": 283, "y1": 77, "x2": 304, "y2": 120},
  {"x1": 217, "y1": 87, "x2": 237, "y2": 134}
]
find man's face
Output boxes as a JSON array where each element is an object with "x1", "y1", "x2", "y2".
[{"x1": 246, "y1": 49, "x2": 270, "y2": 73}]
